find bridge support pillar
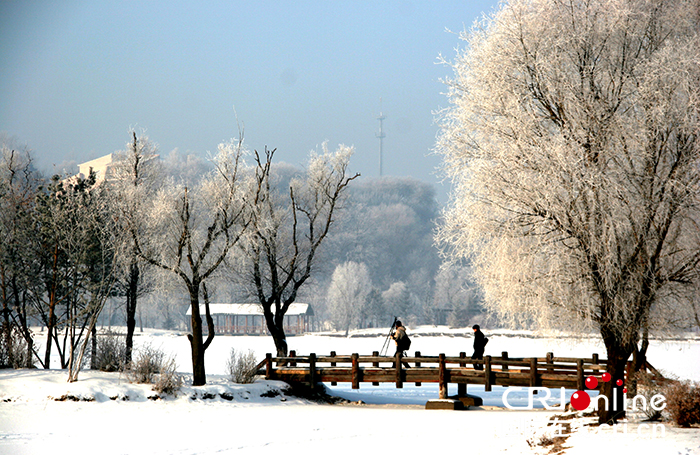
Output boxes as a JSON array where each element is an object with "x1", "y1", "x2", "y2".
[{"x1": 439, "y1": 353, "x2": 448, "y2": 399}]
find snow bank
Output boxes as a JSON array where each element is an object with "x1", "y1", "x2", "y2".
[{"x1": 2, "y1": 329, "x2": 698, "y2": 455}]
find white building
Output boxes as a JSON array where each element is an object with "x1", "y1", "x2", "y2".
[
  {"x1": 185, "y1": 303, "x2": 314, "y2": 335},
  {"x1": 76, "y1": 153, "x2": 118, "y2": 184}
]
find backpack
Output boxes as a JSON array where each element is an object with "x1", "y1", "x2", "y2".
[{"x1": 398, "y1": 334, "x2": 411, "y2": 352}]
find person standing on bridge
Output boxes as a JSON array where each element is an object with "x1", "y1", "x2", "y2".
[
  {"x1": 391, "y1": 320, "x2": 411, "y2": 368},
  {"x1": 471, "y1": 324, "x2": 488, "y2": 370}
]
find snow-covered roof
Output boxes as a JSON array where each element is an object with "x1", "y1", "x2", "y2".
[{"x1": 186, "y1": 303, "x2": 313, "y2": 317}]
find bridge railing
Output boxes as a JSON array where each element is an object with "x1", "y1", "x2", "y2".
[{"x1": 257, "y1": 350, "x2": 620, "y2": 399}]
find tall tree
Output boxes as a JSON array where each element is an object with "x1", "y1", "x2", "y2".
[
  {"x1": 328, "y1": 177, "x2": 441, "y2": 291},
  {"x1": 0, "y1": 140, "x2": 40, "y2": 368},
  {"x1": 239, "y1": 144, "x2": 358, "y2": 356},
  {"x1": 133, "y1": 138, "x2": 247, "y2": 386},
  {"x1": 327, "y1": 261, "x2": 371, "y2": 335},
  {"x1": 32, "y1": 170, "x2": 115, "y2": 372},
  {"x1": 437, "y1": 0, "x2": 700, "y2": 424},
  {"x1": 109, "y1": 131, "x2": 161, "y2": 364},
  {"x1": 66, "y1": 181, "x2": 116, "y2": 382}
]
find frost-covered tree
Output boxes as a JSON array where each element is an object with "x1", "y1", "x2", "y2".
[
  {"x1": 328, "y1": 177, "x2": 441, "y2": 291},
  {"x1": 433, "y1": 265, "x2": 482, "y2": 327},
  {"x1": 109, "y1": 131, "x2": 161, "y2": 364},
  {"x1": 0, "y1": 140, "x2": 40, "y2": 368},
  {"x1": 437, "y1": 0, "x2": 700, "y2": 423},
  {"x1": 327, "y1": 261, "x2": 371, "y2": 335},
  {"x1": 134, "y1": 138, "x2": 247, "y2": 386},
  {"x1": 382, "y1": 281, "x2": 411, "y2": 322},
  {"x1": 237, "y1": 144, "x2": 358, "y2": 356},
  {"x1": 31, "y1": 169, "x2": 116, "y2": 378}
]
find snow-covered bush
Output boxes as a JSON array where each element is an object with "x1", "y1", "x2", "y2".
[
  {"x1": 126, "y1": 344, "x2": 182, "y2": 394},
  {"x1": 125, "y1": 344, "x2": 164, "y2": 383},
  {"x1": 664, "y1": 380, "x2": 700, "y2": 428},
  {"x1": 226, "y1": 348, "x2": 258, "y2": 384},
  {"x1": 0, "y1": 328, "x2": 31, "y2": 369},
  {"x1": 152, "y1": 357, "x2": 182, "y2": 395},
  {"x1": 91, "y1": 331, "x2": 126, "y2": 372}
]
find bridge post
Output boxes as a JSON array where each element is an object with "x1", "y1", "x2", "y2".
[
  {"x1": 576, "y1": 359, "x2": 584, "y2": 390},
  {"x1": 415, "y1": 351, "x2": 422, "y2": 387},
  {"x1": 439, "y1": 353, "x2": 448, "y2": 399},
  {"x1": 395, "y1": 351, "x2": 403, "y2": 389},
  {"x1": 372, "y1": 351, "x2": 380, "y2": 386},
  {"x1": 485, "y1": 355, "x2": 492, "y2": 392},
  {"x1": 265, "y1": 353, "x2": 272, "y2": 379},
  {"x1": 330, "y1": 351, "x2": 337, "y2": 386},
  {"x1": 309, "y1": 353, "x2": 317, "y2": 387},
  {"x1": 501, "y1": 351, "x2": 509, "y2": 371},
  {"x1": 458, "y1": 352, "x2": 467, "y2": 396},
  {"x1": 351, "y1": 353, "x2": 360, "y2": 389},
  {"x1": 289, "y1": 350, "x2": 296, "y2": 367},
  {"x1": 529, "y1": 358, "x2": 538, "y2": 388},
  {"x1": 546, "y1": 352, "x2": 554, "y2": 374}
]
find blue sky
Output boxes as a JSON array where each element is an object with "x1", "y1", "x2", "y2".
[{"x1": 0, "y1": 0, "x2": 498, "y2": 200}]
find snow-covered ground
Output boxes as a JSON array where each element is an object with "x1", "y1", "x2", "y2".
[{"x1": 1, "y1": 327, "x2": 699, "y2": 454}]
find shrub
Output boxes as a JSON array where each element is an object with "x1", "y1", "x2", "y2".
[
  {"x1": 226, "y1": 348, "x2": 259, "y2": 384},
  {"x1": 0, "y1": 327, "x2": 32, "y2": 369},
  {"x1": 91, "y1": 330, "x2": 127, "y2": 372},
  {"x1": 632, "y1": 371, "x2": 665, "y2": 421},
  {"x1": 125, "y1": 344, "x2": 165, "y2": 384},
  {"x1": 126, "y1": 344, "x2": 181, "y2": 395},
  {"x1": 152, "y1": 357, "x2": 183, "y2": 395},
  {"x1": 664, "y1": 380, "x2": 700, "y2": 428}
]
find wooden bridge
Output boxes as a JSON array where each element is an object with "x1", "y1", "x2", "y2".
[{"x1": 258, "y1": 350, "x2": 628, "y2": 404}]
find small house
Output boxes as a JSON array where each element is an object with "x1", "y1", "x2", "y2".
[{"x1": 186, "y1": 303, "x2": 314, "y2": 335}]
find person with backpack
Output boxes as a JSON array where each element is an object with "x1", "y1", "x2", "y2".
[
  {"x1": 391, "y1": 320, "x2": 411, "y2": 368},
  {"x1": 471, "y1": 324, "x2": 488, "y2": 370}
]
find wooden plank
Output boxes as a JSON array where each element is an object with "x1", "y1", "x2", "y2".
[
  {"x1": 315, "y1": 355, "x2": 354, "y2": 363},
  {"x1": 360, "y1": 370, "x2": 396, "y2": 383},
  {"x1": 425, "y1": 399, "x2": 464, "y2": 410}
]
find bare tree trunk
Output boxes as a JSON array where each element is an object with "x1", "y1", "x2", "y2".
[
  {"x1": 90, "y1": 325, "x2": 97, "y2": 370},
  {"x1": 599, "y1": 340, "x2": 633, "y2": 424},
  {"x1": 68, "y1": 303, "x2": 105, "y2": 382},
  {"x1": 628, "y1": 325, "x2": 650, "y2": 396},
  {"x1": 125, "y1": 260, "x2": 139, "y2": 364},
  {"x1": 1, "y1": 306, "x2": 12, "y2": 368},
  {"x1": 263, "y1": 309, "x2": 288, "y2": 356},
  {"x1": 187, "y1": 285, "x2": 207, "y2": 386},
  {"x1": 44, "y1": 309, "x2": 55, "y2": 369}
]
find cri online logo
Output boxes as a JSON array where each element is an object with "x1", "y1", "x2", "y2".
[
  {"x1": 502, "y1": 370, "x2": 666, "y2": 412},
  {"x1": 570, "y1": 372, "x2": 621, "y2": 411}
]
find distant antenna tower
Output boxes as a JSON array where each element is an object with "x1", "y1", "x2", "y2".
[{"x1": 376, "y1": 98, "x2": 386, "y2": 176}]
